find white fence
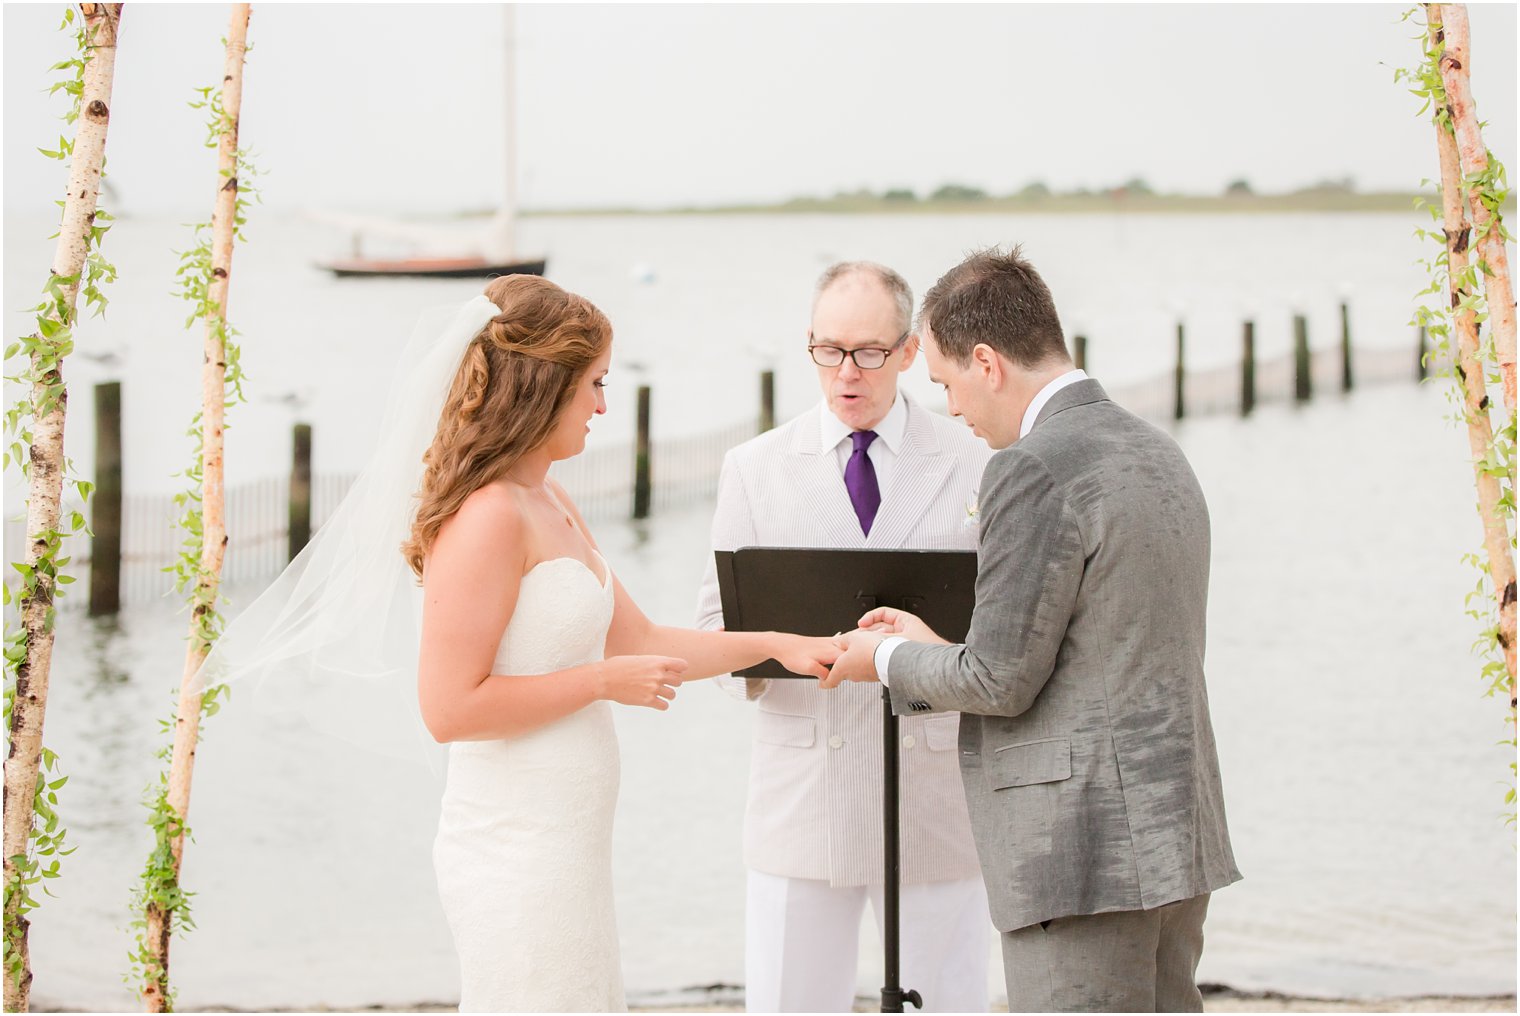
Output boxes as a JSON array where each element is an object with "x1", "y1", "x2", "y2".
[{"x1": 3, "y1": 343, "x2": 1438, "y2": 613}]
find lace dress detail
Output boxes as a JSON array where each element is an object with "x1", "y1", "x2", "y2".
[{"x1": 433, "y1": 555, "x2": 624, "y2": 1012}]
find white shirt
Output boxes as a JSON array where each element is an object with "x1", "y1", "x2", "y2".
[
  {"x1": 820, "y1": 390, "x2": 907, "y2": 493},
  {"x1": 872, "y1": 370, "x2": 1088, "y2": 684},
  {"x1": 1020, "y1": 368, "x2": 1088, "y2": 440}
]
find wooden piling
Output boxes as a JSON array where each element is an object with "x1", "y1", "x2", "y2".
[
  {"x1": 1340, "y1": 301, "x2": 1354, "y2": 392},
  {"x1": 1294, "y1": 314, "x2": 1312, "y2": 402},
  {"x1": 760, "y1": 370, "x2": 775, "y2": 433},
  {"x1": 288, "y1": 423, "x2": 312, "y2": 562},
  {"x1": 1241, "y1": 321, "x2": 1256, "y2": 418},
  {"x1": 88, "y1": 381, "x2": 122, "y2": 616},
  {"x1": 1074, "y1": 334, "x2": 1087, "y2": 372},
  {"x1": 633, "y1": 385, "x2": 652, "y2": 519},
  {"x1": 1173, "y1": 322, "x2": 1186, "y2": 421}
]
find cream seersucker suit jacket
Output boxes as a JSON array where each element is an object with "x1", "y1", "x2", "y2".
[{"x1": 696, "y1": 393, "x2": 992, "y2": 887}]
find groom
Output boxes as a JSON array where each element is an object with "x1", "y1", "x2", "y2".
[{"x1": 823, "y1": 246, "x2": 1241, "y2": 1012}]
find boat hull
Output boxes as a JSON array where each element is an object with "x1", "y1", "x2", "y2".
[{"x1": 322, "y1": 257, "x2": 547, "y2": 279}]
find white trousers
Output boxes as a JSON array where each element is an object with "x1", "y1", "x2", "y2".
[{"x1": 745, "y1": 870, "x2": 992, "y2": 1013}]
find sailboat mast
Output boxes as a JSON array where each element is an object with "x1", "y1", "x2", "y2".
[{"x1": 499, "y1": 2, "x2": 518, "y2": 259}]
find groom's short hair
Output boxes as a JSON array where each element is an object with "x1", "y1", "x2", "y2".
[{"x1": 919, "y1": 246, "x2": 1069, "y2": 369}]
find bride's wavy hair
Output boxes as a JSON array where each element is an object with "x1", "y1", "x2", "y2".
[{"x1": 403, "y1": 275, "x2": 612, "y2": 578}]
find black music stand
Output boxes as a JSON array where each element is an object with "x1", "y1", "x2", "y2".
[{"x1": 715, "y1": 547, "x2": 978, "y2": 1014}]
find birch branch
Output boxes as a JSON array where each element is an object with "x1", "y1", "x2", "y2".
[
  {"x1": 140, "y1": 6, "x2": 250, "y2": 1011},
  {"x1": 1428, "y1": 4, "x2": 1516, "y2": 712},
  {"x1": 1436, "y1": 3, "x2": 1517, "y2": 414},
  {"x1": 2, "y1": 6, "x2": 122, "y2": 1012}
]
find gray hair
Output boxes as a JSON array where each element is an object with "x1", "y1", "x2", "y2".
[{"x1": 812, "y1": 261, "x2": 914, "y2": 336}]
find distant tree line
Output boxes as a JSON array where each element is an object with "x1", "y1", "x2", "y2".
[{"x1": 796, "y1": 175, "x2": 1375, "y2": 205}]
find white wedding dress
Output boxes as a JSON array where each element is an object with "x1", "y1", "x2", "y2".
[{"x1": 433, "y1": 553, "x2": 625, "y2": 1013}]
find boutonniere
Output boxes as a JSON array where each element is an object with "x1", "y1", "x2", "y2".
[{"x1": 963, "y1": 491, "x2": 980, "y2": 529}]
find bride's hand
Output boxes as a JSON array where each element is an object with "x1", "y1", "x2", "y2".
[
  {"x1": 597, "y1": 655, "x2": 687, "y2": 710},
  {"x1": 770, "y1": 634, "x2": 840, "y2": 680}
]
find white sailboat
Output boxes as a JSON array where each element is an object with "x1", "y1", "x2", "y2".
[{"x1": 321, "y1": 4, "x2": 545, "y2": 279}]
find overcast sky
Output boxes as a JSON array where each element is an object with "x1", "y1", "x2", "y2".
[{"x1": 3, "y1": 3, "x2": 1516, "y2": 216}]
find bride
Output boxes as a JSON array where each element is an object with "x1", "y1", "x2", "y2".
[
  {"x1": 204, "y1": 275, "x2": 834, "y2": 1013},
  {"x1": 405, "y1": 275, "x2": 836, "y2": 1012}
]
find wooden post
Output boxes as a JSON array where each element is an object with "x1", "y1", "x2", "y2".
[
  {"x1": 1241, "y1": 321, "x2": 1256, "y2": 417},
  {"x1": 88, "y1": 382, "x2": 122, "y2": 616},
  {"x1": 1293, "y1": 314, "x2": 1312, "y2": 402},
  {"x1": 633, "y1": 384, "x2": 651, "y2": 519},
  {"x1": 1173, "y1": 322, "x2": 1185, "y2": 421},
  {"x1": 288, "y1": 423, "x2": 311, "y2": 562},
  {"x1": 1417, "y1": 324, "x2": 1428, "y2": 381},
  {"x1": 1073, "y1": 334, "x2": 1087, "y2": 372},
  {"x1": 759, "y1": 370, "x2": 775, "y2": 433},
  {"x1": 1340, "y1": 301, "x2": 1354, "y2": 392}
]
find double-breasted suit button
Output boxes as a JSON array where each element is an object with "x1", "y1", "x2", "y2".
[{"x1": 827, "y1": 734, "x2": 844, "y2": 749}]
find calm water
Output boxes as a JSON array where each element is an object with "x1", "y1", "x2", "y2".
[
  {"x1": 4, "y1": 211, "x2": 1516, "y2": 1008},
  {"x1": 4, "y1": 208, "x2": 1444, "y2": 492}
]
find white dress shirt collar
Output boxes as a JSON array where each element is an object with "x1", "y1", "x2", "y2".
[
  {"x1": 1019, "y1": 369, "x2": 1088, "y2": 440},
  {"x1": 820, "y1": 389, "x2": 908, "y2": 455}
]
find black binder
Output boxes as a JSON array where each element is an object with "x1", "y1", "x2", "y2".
[
  {"x1": 714, "y1": 547, "x2": 978, "y2": 682},
  {"x1": 713, "y1": 545, "x2": 979, "y2": 1013}
]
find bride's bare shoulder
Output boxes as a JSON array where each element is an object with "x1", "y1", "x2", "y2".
[{"x1": 435, "y1": 481, "x2": 528, "y2": 556}]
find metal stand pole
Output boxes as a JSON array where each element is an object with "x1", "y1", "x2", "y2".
[{"x1": 880, "y1": 686, "x2": 922, "y2": 1012}]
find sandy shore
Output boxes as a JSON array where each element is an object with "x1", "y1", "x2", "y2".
[{"x1": 127, "y1": 989, "x2": 1517, "y2": 1013}]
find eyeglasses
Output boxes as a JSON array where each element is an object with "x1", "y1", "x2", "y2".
[{"x1": 808, "y1": 331, "x2": 909, "y2": 370}]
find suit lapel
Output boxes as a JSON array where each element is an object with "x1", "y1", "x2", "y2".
[
  {"x1": 866, "y1": 397, "x2": 957, "y2": 549},
  {"x1": 790, "y1": 406, "x2": 868, "y2": 548}
]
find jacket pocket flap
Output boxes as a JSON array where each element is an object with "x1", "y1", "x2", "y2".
[
  {"x1": 923, "y1": 713, "x2": 961, "y2": 752},
  {"x1": 755, "y1": 711, "x2": 815, "y2": 748},
  {"x1": 989, "y1": 738, "x2": 1071, "y2": 789}
]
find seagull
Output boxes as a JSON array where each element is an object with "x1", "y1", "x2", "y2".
[{"x1": 262, "y1": 389, "x2": 312, "y2": 410}]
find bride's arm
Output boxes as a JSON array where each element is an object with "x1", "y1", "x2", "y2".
[
  {"x1": 546, "y1": 480, "x2": 837, "y2": 682},
  {"x1": 607, "y1": 584, "x2": 836, "y2": 682},
  {"x1": 418, "y1": 486, "x2": 685, "y2": 742}
]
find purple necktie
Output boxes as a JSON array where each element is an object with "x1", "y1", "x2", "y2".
[{"x1": 845, "y1": 430, "x2": 881, "y2": 535}]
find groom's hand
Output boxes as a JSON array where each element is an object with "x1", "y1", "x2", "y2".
[
  {"x1": 857, "y1": 606, "x2": 948, "y2": 645},
  {"x1": 819, "y1": 629, "x2": 885, "y2": 689}
]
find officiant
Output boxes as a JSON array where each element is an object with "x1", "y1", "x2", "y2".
[{"x1": 695, "y1": 262, "x2": 993, "y2": 1013}]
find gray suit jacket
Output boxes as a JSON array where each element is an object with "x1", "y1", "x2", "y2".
[{"x1": 888, "y1": 379, "x2": 1241, "y2": 932}]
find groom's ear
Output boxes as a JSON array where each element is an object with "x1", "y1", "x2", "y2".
[{"x1": 972, "y1": 343, "x2": 1004, "y2": 390}]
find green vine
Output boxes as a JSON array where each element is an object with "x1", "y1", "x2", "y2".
[
  {"x1": 2, "y1": 6, "x2": 115, "y2": 991},
  {"x1": 127, "y1": 66, "x2": 258, "y2": 1007},
  {"x1": 1398, "y1": 6, "x2": 1518, "y2": 819}
]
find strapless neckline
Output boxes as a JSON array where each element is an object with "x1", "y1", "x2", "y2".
[{"x1": 525, "y1": 551, "x2": 610, "y2": 591}]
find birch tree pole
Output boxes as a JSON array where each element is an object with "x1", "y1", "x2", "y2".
[
  {"x1": 2, "y1": 5, "x2": 123, "y2": 1011},
  {"x1": 1426, "y1": 3, "x2": 1517, "y2": 718},
  {"x1": 135, "y1": 6, "x2": 251, "y2": 1010},
  {"x1": 1434, "y1": 4, "x2": 1517, "y2": 416},
  {"x1": 1408, "y1": 3, "x2": 1516, "y2": 746}
]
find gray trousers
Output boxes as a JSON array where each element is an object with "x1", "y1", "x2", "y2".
[{"x1": 1000, "y1": 893, "x2": 1210, "y2": 1013}]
